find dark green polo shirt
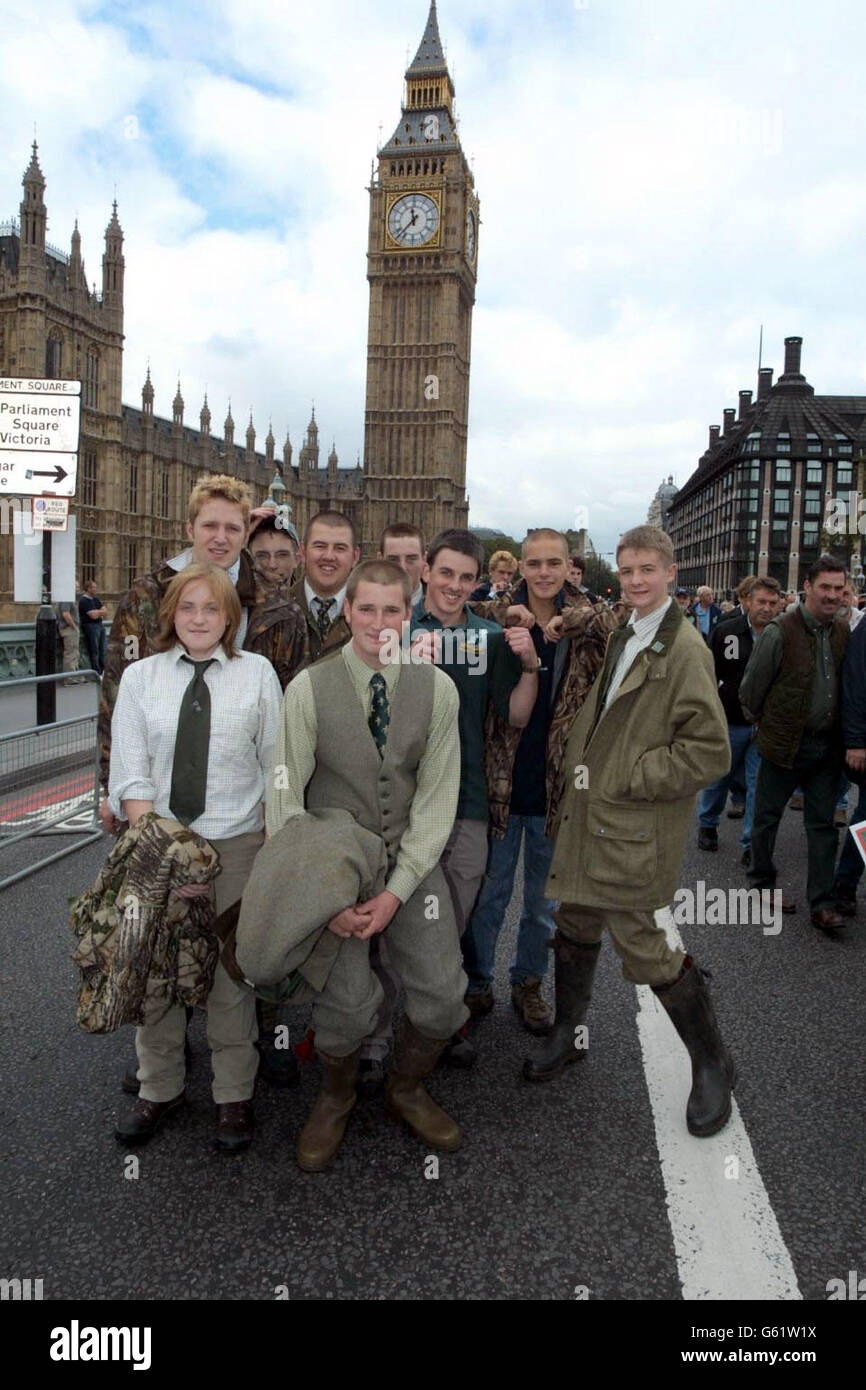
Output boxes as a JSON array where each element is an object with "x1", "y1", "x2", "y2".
[{"x1": 411, "y1": 599, "x2": 523, "y2": 820}]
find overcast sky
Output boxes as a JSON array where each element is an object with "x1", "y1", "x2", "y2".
[{"x1": 3, "y1": 0, "x2": 865, "y2": 556}]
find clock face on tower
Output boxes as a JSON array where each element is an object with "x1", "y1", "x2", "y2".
[
  {"x1": 387, "y1": 193, "x2": 441, "y2": 248},
  {"x1": 466, "y1": 208, "x2": 477, "y2": 263}
]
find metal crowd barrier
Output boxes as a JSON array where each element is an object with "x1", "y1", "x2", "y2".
[{"x1": 0, "y1": 671, "x2": 103, "y2": 890}]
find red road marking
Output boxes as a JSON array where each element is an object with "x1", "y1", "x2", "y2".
[{"x1": 0, "y1": 773, "x2": 95, "y2": 821}]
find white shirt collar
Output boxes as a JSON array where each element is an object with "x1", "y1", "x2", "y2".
[
  {"x1": 304, "y1": 579, "x2": 347, "y2": 614},
  {"x1": 170, "y1": 641, "x2": 229, "y2": 667},
  {"x1": 627, "y1": 595, "x2": 672, "y2": 640},
  {"x1": 167, "y1": 548, "x2": 241, "y2": 586}
]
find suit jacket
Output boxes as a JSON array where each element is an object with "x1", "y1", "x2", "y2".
[
  {"x1": 709, "y1": 612, "x2": 754, "y2": 725},
  {"x1": 289, "y1": 575, "x2": 352, "y2": 664},
  {"x1": 548, "y1": 600, "x2": 730, "y2": 909}
]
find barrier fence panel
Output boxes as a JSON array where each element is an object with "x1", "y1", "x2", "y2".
[{"x1": 0, "y1": 671, "x2": 103, "y2": 890}]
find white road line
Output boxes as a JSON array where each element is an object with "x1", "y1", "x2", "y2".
[{"x1": 634, "y1": 907, "x2": 801, "y2": 1301}]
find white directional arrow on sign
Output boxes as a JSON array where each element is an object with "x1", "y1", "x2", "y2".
[{"x1": 0, "y1": 378, "x2": 81, "y2": 497}]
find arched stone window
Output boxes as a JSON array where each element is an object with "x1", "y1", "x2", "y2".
[{"x1": 84, "y1": 349, "x2": 99, "y2": 409}]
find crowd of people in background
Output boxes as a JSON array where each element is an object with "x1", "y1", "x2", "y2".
[{"x1": 65, "y1": 479, "x2": 865, "y2": 1172}]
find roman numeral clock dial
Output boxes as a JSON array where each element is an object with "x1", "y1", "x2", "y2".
[{"x1": 386, "y1": 193, "x2": 441, "y2": 248}]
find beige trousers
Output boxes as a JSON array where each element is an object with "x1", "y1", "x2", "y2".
[
  {"x1": 60, "y1": 624, "x2": 80, "y2": 673},
  {"x1": 135, "y1": 830, "x2": 263, "y2": 1104},
  {"x1": 360, "y1": 818, "x2": 488, "y2": 1061},
  {"x1": 555, "y1": 902, "x2": 684, "y2": 987}
]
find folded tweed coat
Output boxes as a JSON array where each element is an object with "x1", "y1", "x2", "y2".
[{"x1": 227, "y1": 807, "x2": 389, "y2": 1001}]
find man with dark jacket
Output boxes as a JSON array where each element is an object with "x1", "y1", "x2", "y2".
[
  {"x1": 833, "y1": 615, "x2": 866, "y2": 915},
  {"x1": 462, "y1": 529, "x2": 616, "y2": 1034},
  {"x1": 697, "y1": 577, "x2": 781, "y2": 860},
  {"x1": 740, "y1": 555, "x2": 849, "y2": 935},
  {"x1": 288, "y1": 510, "x2": 358, "y2": 663}
]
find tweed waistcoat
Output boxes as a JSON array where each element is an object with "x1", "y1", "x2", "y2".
[
  {"x1": 757, "y1": 609, "x2": 847, "y2": 767},
  {"x1": 306, "y1": 654, "x2": 435, "y2": 863}
]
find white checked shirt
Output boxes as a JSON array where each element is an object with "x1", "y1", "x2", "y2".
[
  {"x1": 108, "y1": 644, "x2": 282, "y2": 838},
  {"x1": 603, "y1": 597, "x2": 673, "y2": 711}
]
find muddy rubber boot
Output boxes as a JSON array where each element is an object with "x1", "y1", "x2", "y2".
[
  {"x1": 385, "y1": 1018, "x2": 461, "y2": 1151},
  {"x1": 296, "y1": 1048, "x2": 361, "y2": 1173},
  {"x1": 523, "y1": 935, "x2": 600, "y2": 1083},
  {"x1": 654, "y1": 959, "x2": 736, "y2": 1137}
]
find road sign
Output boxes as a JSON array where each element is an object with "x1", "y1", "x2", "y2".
[
  {"x1": 0, "y1": 377, "x2": 80, "y2": 497},
  {"x1": 32, "y1": 496, "x2": 69, "y2": 531}
]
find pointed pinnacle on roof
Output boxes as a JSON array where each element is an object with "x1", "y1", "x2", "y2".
[{"x1": 407, "y1": 1, "x2": 448, "y2": 77}]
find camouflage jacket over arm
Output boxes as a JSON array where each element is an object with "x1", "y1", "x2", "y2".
[
  {"x1": 98, "y1": 550, "x2": 308, "y2": 790},
  {"x1": 476, "y1": 580, "x2": 617, "y2": 837}
]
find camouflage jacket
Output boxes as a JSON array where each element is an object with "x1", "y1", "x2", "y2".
[
  {"x1": 98, "y1": 549, "x2": 309, "y2": 789},
  {"x1": 69, "y1": 812, "x2": 221, "y2": 1034},
  {"x1": 472, "y1": 579, "x2": 617, "y2": 837},
  {"x1": 289, "y1": 573, "x2": 352, "y2": 665}
]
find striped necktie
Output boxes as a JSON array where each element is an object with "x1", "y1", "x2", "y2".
[{"x1": 312, "y1": 596, "x2": 334, "y2": 639}]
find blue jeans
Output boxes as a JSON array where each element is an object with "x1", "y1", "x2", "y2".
[
  {"x1": 462, "y1": 814, "x2": 556, "y2": 992},
  {"x1": 698, "y1": 725, "x2": 760, "y2": 847},
  {"x1": 836, "y1": 781, "x2": 866, "y2": 888}
]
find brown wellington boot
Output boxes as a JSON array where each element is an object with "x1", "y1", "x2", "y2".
[
  {"x1": 385, "y1": 1018, "x2": 462, "y2": 1152},
  {"x1": 296, "y1": 1048, "x2": 361, "y2": 1173}
]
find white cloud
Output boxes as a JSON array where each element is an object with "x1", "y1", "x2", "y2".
[{"x1": 2, "y1": 0, "x2": 865, "y2": 559}]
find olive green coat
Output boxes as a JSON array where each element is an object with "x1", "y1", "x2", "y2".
[{"x1": 547, "y1": 599, "x2": 730, "y2": 910}]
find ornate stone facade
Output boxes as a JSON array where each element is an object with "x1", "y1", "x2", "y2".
[{"x1": 0, "y1": 4, "x2": 475, "y2": 619}]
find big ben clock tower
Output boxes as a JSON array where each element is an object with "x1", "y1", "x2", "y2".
[{"x1": 363, "y1": 1, "x2": 478, "y2": 544}]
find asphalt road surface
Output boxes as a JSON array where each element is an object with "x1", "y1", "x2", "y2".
[{"x1": 1, "y1": 801, "x2": 864, "y2": 1303}]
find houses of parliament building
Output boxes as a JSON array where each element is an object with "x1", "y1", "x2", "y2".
[{"x1": 0, "y1": 1, "x2": 478, "y2": 619}]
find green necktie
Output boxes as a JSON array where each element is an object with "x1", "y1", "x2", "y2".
[
  {"x1": 169, "y1": 657, "x2": 216, "y2": 826},
  {"x1": 368, "y1": 672, "x2": 390, "y2": 756}
]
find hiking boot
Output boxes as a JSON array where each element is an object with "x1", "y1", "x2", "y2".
[
  {"x1": 511, "y1": 977, "x2": 554, "y2": 1035},
  {"x1": 296, "y1": 1049, "x2": 360, "y2": 1173},
  {"x1": 523, "y1": 936, "x2": 600, "y2": 1083},
  {"x1": 654, "y1": 961, "x2": 735, "y2": 1137},
  {"x1": 215, "y1": 1100, "x2": 254, "y2": 1154},
  {"x1": 385, "y1": 1018, "x2": 461, "y2": 1151},
  {"x1": 726, "y1": 803, "x2": 745, "y2": 819},
  {"x1": 464, "y1": 987, "x2": 494, "y2": 1020},
  {"x1": 833, "y1": 881, "x2": 857, "y2": 918},
  {"x1": 115, "y1": 1093, "x2": 185, "y2": 1145},
  {"x1": 439, "y1": 1023, "x2": 477, "y2": 1070},
  {"x1": 698, "y1": 826, "x2": 719, "y2": 851}
]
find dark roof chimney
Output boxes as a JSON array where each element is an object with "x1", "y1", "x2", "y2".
[
  {"x1": 757, "y1": 367, "x2": 773, "y2": 400},
  {"x1": 723, "y1": 408, "x2": 736, "y2": 435},
  {"x1": 738, "y1": 389, "x2": 753, "y2": 418},
  {"x1": 783, "y1": 336, "x2": 803, "y2": 377},
  {"x1": 709, "y1": 425, "x2": 720, "y2": 448}
]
